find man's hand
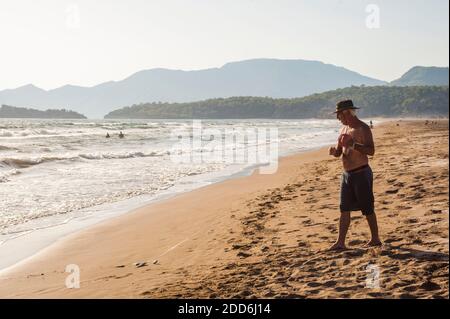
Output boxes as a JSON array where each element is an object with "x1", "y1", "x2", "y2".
[
  {"x1": 329, "y1": 146, "x2": 341, "y2": 157},
  {"x1": 329, "y1": 146, "x2": 336, "y2": 156}
]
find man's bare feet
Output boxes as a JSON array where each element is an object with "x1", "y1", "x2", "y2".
[
  {"x1": 328, "y1": 242, "x2": 347, "y2": 251},
  {"x1": 363, "y1": 240, "x2": 382, "y2": 248}
]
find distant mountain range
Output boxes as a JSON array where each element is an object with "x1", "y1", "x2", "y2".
[
  {"x1": 0, "y1": 59, "x2": 448, "y2": 118},
  {"x1": 0, "y1": 104, "x2": 86, "y2": 119},
  {"x1": 390, "y1": 66, "x2": 449, "y2": 86}
]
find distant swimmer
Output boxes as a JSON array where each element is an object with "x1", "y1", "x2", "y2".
[
  {"x1": 119, "y1": 131, "x2": 124, "y2": 138},
  {"x1": 106, "y1": 133, "x2": 110, "y2": 138}
]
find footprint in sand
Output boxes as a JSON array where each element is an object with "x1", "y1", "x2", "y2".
[
  {"x1": 384, "y1": 237, "x2": 403, "y2": 244},
  {"x1": 326, "y1": 225, "x2": 337, "y2": 233},
  {"x1": 402, "y1": 285, "x2": 419, "y2": 292},
  {"x1": 302, "y1": 288, "x2": 321, "y2": 295},
  {"x1": 231, "y1": 244, "x2": 250, "y2": 250},
  {"x1": 264, "y1": 291, "x2": 275, "y2": 297},
  {"x1": 258, "y1": 201, "x2": 275, "y2": 209},
  {"x1": 343, "y1": 249, "x2": 365, "y2": 257},
  {"x1": 407, "y1": 193, "x2": 424, "y2": 200},
  {"x1": 141, "y1": 291, "x2": 153, "y2": 296},
  {"x1": 237, "y1": 251, "x2": 252, "y2": 258},
  {"x1": 381, "y1": 251, "x2": 412, "y2": 260},
  {"x1": 334, "y1": 285, "x2": 362, "y2": 292},
  {"x1": 307, "y1": 282, "x2": 322, "y2": 288},
  {"x1": 224, "y1": 263, "x2": 237, "y2": 270},
  {"x1": 419, "y1": 280, "x2": 441, "y2": 291},
  {"x1": 396, "y1": 205, "x2": 412, "y2": 210},
  {"x1": 297, "y1": 241, "x2": 309, "y2": 247},
  {"x1": 385, "y1": 265, "x2": 400, "y2": 274},
  {"x1": 256, "y1": 211, "x2": 268, "y2": 218},
  {"x1": 348, "y1": 239, "x2": 365, "y2": 246},
  {"x1": 385, "y1": 188, "x2": 399, "y2": 194},
  {"x1": 323, "y1": 280, "x2": 338, "y2": 287},
  {"x1": 393, "y1": 182, "x2": 405, "y2": 187},
  {"x1": 409, "y1": 238, "x2": 423, "y2": 244}
]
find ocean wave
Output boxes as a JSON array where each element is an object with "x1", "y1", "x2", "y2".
[
  {"x1": 0, "y1": 129, "x2": 58, "y2": 137},
  {"x1": 78, "y1": 151, "x2": 165, "y2": 160},
  {"x1": 0, "y1": 151, "x2": 167, "y2": 169},
  {"x1": 0, "y1": 166, "x2": 21, "y2": 183},
  {"x1": 0, "y1": 145, "x2": 15, "y2": 151},
  {"x1": 0, "y1": 157, "x2": 58, "y2": 168},
  {"x1": 0, "y1": 131, "x2": 13, "y2": 137}
]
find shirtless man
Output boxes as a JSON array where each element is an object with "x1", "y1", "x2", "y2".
[{"x1": 328, "y1": 99, "x2": 382, "y2": 250}]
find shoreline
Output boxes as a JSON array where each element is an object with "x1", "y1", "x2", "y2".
[{"x1": 0, "y1": 119, "x2": 447, "y2": 298}]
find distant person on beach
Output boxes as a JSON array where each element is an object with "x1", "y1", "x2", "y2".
[
  {"x1": 328, "y1": 99, "x2": 382, "y2": 250},
  {"x1": 369, "y1": 120, "x2": 373, "y2": 129},
  {"x1": 119, "y1": 131, "x2": 124, "y2": 138},
  {"x1": 106, "y1": 133, "x2": 110, "y2": 138}
]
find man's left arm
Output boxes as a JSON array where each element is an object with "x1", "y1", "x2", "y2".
[{"x1": 353, "y1": 126, "x2": 375, "y2": 156}]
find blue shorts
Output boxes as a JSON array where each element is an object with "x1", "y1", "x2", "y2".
[{"x1": 340, "y1": 165, "x2": 375, "y2": 216}]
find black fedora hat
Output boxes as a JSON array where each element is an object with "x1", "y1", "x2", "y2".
[{"x1": 333, "y1": 99, "x2": 360, "y2": 114}]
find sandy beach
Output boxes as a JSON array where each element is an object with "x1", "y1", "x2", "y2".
[{"x1": 0, "y1": 119, "x2": 448, "y2": 299}]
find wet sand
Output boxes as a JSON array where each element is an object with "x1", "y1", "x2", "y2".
[{"x1": 0, "y1": 119, "x2": 448, "y2": 299}]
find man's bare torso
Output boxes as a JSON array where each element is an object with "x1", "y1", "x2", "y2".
[{"x1": 340, "y1": 122, "x2": 373, "y2": 171}]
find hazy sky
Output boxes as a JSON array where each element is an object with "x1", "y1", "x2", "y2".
[{"x1": 1, "y1": 0, "x2": 448, "y2": 90}]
